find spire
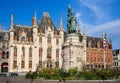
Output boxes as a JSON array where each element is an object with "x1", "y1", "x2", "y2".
[
  {"x1": 110, "y1": 37, "x2": 112, "y2": 44},
  {"x1": 78, "y1": 24, "x2": 80, "y2": 35},
  {"x1": 34, "y1": 10, "x2": 37, "y2": 26},
  {"x1": 32, "y1": 10, "x2": 37, "y2": 27},
  {"x1": 34, "y1": 10, "x2": 36, "y2": 22},
  {"x1": 59, "y1": 16, "x2": 64, "y2": 31},
  {"x1": 11, "y1": 14, "x2": 14, "y2": 29},
  {"x1": 83, "y1": 26, "x2": 86, "y2": 37}
]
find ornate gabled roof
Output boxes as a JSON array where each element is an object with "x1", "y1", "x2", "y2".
[
  {"x1": 86, "y1": 36, "x2": 103, "y2": 48},
  {"x1": 0, "y1": 31, "x2": 10, "y2": 42},
  {"x1": 14, "y1": 25, "x2": 33, "y2": 40},
  {"x1": 38, "y1": 12, "x2": 59, "y2": 33}
]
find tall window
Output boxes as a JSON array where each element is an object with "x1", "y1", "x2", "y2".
[
  {"x1": 39, "y1": 37, "x2": 42, "y2": 45},
  {"x1": 39, "y1": 47, "x2": 43, "y2": 57},
  {"x1": 56, "y1": 61, "x2": 59, "y2": 68},
  {"x1": 47, "y1": 47, "x2": 52, "y2": 58},
  {"x1": 13, "y1": 60, "x2": 17, "y2": 69},
  {"x1": 22, "y1": 46, "x2": 25, "y2": 57},
  {"x1": 56, "y1": 48, "x2": 59, "y2": 58},
  {"x1": 14, "y1": 46, "x2": 17, "y2": 57},
  {"x1": 29, "y1": 47, "x2": 32, "y2": 57},
  {"x1": 29, "y1": 61, "x2": 32, "y2": 68},
  {"x1": 56, "y1": 38, "x2": 59, "y2": 45},
  {"x1": 39, "y1": 61, "x2": 42, "y2": 68},
  {"x1": 47, "y1": 34, "x2": 51, "y2": 44},
  {"x1": 21, "y1": 61, "x2": 25, "y2": 68}
]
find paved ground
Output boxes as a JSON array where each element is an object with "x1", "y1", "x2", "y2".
[{"x1": 0, "y1": 76, "x2": 120, "y2": 83}]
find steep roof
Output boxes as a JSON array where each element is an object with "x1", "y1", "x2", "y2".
[
  {"x1": 0, "y1": 31, "x2": 10, "y2": 42},
  {"x1": 37, "y1": 12, "x2": 59, "y2": 33},
  {"x1": 14, "y1": 25, "x2": 33, "y2": 40},
  {"x1": 86, "y1": 36, "x2": 103, "y2": 48}
]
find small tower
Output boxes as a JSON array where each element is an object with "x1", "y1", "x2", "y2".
[
  {"x1": 59, "y1": 16, "x2": 64, "y2": 43},
  {"x1": 32, "y1": 10, "x2": 38, "y2": 44},
  {"x1": 32, "y1": 10, "x2": 37, "y2": 28},
  {"x1": 110, "y1": 37, "x2": 112, "y2": 49},
  {"x1": 10, "y1": 14, "x2": 14, "y2": 30},
  {"x1": 59, "y1": 16, "x2": 64, "y2": 31},
  {"x1": 10, "y1": 14, "x2": 15, "y2": 45}
]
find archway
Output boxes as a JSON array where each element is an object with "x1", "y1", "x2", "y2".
[{"x1": 1, "y1": 62, "x2": 8, "y2": 72}]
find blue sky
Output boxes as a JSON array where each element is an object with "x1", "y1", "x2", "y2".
[{"x1": 0, "y1": 0, "x2": 120, "y2": 50}]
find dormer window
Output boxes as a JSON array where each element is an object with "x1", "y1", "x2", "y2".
[
  {"x1": 88, "y1": 40, "x2": 92, "y2": 48},
  {"x1": 97, "y1": 41, "x2": 100, "y2": 48},
  {"x1": 4, "y1": 33, "x2": 9, "y2": 40},
  {"x1": 21, "y1": 36, "x2": 25, "y2": 42}
]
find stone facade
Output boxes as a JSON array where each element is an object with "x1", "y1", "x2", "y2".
[
  {"x1": 9, "y1": 12, "x2": 64, "y2": 73},
  {"x1": 0, "y1": 8, "x2": 113, "y2": 74},
  {"x1": 0, "y1": 31, "x2": 9, "y2": 72},
  {"x1": 113, "y1": 49, "x2": 120, "y2": 70}
]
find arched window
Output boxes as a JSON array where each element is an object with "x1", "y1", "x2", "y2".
[
  {"x1": 47, "y1": 47, "x2": 52, "y2": 58},
  {"x1": 39, "y1": 47, "x2": 43, "y2": 57},
  {"x1": 14, "y1": 46, "x2": 17, "y2": 57},
  {"x1": 29, "y1": 61, "x2": 32, "y2": 68},
  {"x1": 13, "y1": 60, "x2": 17, "y2": 69},
  {"x1": 29, "y1": 47, "x2": 32, "y2": 57},
  {"x1": 56, "y1": 48, "x2": 59, "y2": 58},
  {"x1": 21, "y1": 60, "x2": 25, "y2": 68},
  {"x1": 47, "y1": 34, "x2": 51, "y2": 44},
  {"x1": 22, "y1": 46, "x2": 25, "y2": 57},
  {"x1": 56, "y1": 38, "x2": 59, "y2": 45},
  {"x1": 39, "y1": 37, "x2": 42, "y2": 45}
]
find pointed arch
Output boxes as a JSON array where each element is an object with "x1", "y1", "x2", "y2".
[
  {"x1": 14, "y1": 46, "x2": 17, "y2": 57},
  {"x1": 47, "y1": 34, "x2": 51, "y2": 44},
  {"x1": 29, "y1": 47, "x2": 32, "y2": 57},
  {"x1": 22, "y1": 46, "x2": 25, "y2": 57},
  {"x1": 47, "y1": 47, "x2": 52, "y2": 58}
]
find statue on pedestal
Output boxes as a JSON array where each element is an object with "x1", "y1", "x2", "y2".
[{"x1": 67, "y1": 5, "x2": 77, "y2": 34}]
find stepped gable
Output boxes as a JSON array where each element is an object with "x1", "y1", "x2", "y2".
[
  {"x1": 0, "y1": 31, "x2": 10, "y2": 42},
  {"x1": 14, "y1": 25, "x2": 33, "y2": 40},
  {"x1": 86, "y1": 36, "x2": 103, "y2": 48},
  {"x1": 38, "y1": 12, "x2": 59, "y2": 34}
]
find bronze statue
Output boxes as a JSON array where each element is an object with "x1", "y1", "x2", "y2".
[{"x1": 67, "y1": 5, "x2": 77, "y2": 34}]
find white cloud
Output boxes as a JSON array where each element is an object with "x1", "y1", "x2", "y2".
[
  {"x1": 75, "y1": 12, "x2": 82, "y2": 18},
  {"x1": 78, "y1": 19, "x2": 120, "y2": 50},
  {"x1": 78, "y1": 0, "x2": 110, "y2": 20}
]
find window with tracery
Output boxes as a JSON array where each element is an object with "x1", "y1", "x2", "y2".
[
  {"x1": 22, "y1": 47, "x2": 25, "y2": 57},
  {"x1": 56, "y1": 38, "x2": 59, "y2": 45},
  {"x1": 29, "y1": 61, "x2": 32, "y2": 68},
  {"x1": 56, "y1": 48, "x2": 59, "y2": 58},
  {"x1": 47, "y1": 34, "x2": 51, "y2": 44},
  {"x1": 47, "y1": 47, "x2": 52, "y2": 58},
  {"x1": 14, "y1": 46, "x2": 17, "y2": 57},
  {"x1": 39, "y1": 47, "x2": 43, "y2": 57},
  {"x1": 13, "y1": 60, "x2": 17, "y2": 69},
  {"x1": 29, "y1": 47, "x2": 32, "y2": 57},
  {"x1": 39, "y1": 37, "x2": 42, "y2": 45},
  {"x1": 21, "y1": 61, "x2": 25, "y2": 68}
]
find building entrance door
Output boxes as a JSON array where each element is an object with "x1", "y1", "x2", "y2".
[{"x1": 1, "y1": 62, "x2": 8, "y2": 72}]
